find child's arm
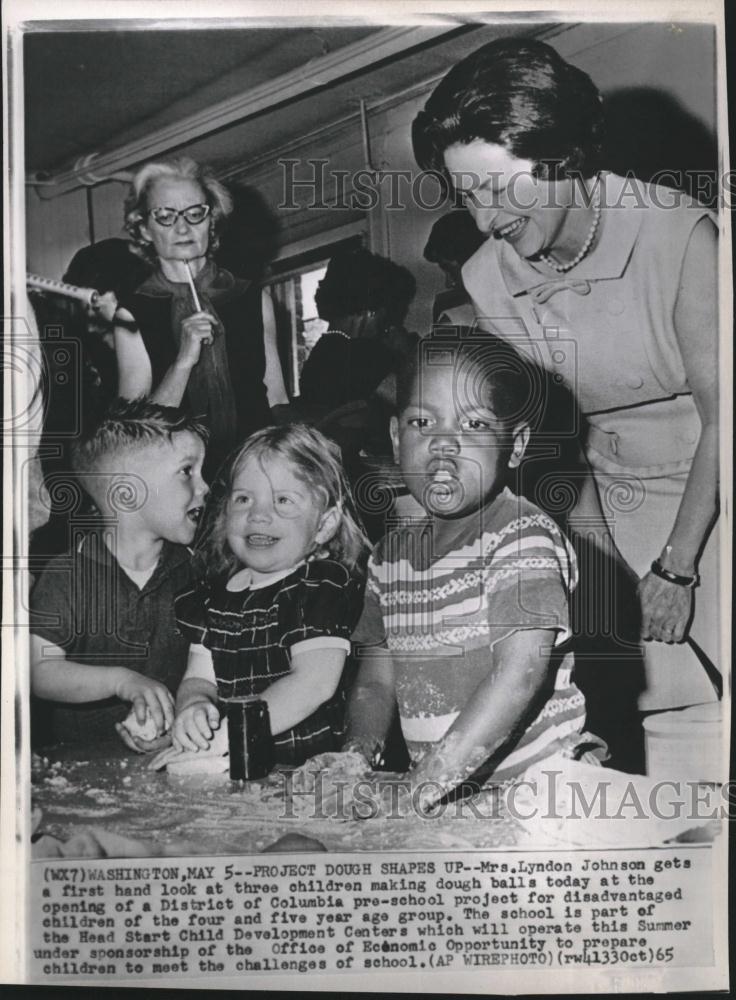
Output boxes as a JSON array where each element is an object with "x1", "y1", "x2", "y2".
[
  {"x1": 171, "y1": 644, "x2": 220, "y2": 751},
  {"x1": 261, "y1": 647, "x2": 346, "y2": 734},
  {"x1": 30, "y1": 635, "x2": 174, "y2": 735},
  {"x1": 171, "y1": 644, "x2": 347, "y2": 752},
  {"x1": 409, "y1": 628, "x2": 555, "y2": 810},
  {"x1": 344, "y1": 645, "x2": 397, "y2": 761}
]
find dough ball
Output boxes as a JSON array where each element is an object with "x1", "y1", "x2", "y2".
[
  {"x1": 121, "y1": 708, "x2": 159, "y2": 743},
  {"x1": 262, "y1": 833, "x2": 327, "y2": 853}
]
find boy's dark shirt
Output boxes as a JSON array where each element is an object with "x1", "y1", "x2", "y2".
[{"x1": 30, "y1": 529, "x2": 192, "y2": 744}]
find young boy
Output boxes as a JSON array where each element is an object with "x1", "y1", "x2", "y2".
[
  {"x1": 30, "y1": 399, "x2": 208, "y2": 748},
  {"x1": 348, "y1": 330, "x2": 590, "y2": 811}
]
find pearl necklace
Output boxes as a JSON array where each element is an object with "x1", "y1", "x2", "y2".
[
  {"x1": 539, "y1": 187, "x2": 602, "y2": 273},
  {"x1": 326, "y1": 328, "x2": 350, "y2": 340}
]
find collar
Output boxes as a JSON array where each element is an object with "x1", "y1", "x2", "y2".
[
  {"x1": 410, "y1": 487, "x2": 515, "y2": 563},
  {"x1": 226, "y1": 560, "x2": 307, "y2": 593},
  {"x1": 134, "y1": 261, "x2": 250, "y2": 302},
  {"x1": 76, "y1": 529, "x2": 191, "y2": 584},
  {"x1": 497, "y1": 173, "x2": 644, "y2": 298}
]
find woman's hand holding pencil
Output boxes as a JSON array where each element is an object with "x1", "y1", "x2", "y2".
[{"x1": 176, "y1": 311, "x2": 217, "y2": 369}]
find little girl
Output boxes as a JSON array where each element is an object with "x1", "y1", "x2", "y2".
[{"x1": 171, "y1": 423, "x2": 369, "y2": 767}]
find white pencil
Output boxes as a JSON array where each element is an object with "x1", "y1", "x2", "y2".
[{"x1": 184, "y1": 260, "x2": 202, "y2": 312}]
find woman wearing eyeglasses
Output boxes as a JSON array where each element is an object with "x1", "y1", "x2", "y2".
[{"x1": 113, "y1": 157, "x2": 288, "y2": 472}]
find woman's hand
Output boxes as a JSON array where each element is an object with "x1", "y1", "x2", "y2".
[
  {"x1": 172, "y1": 699, "x2": 220, "y2": 752},
  {"x1": 92, "y1": 290, "x2": 136, "y2": 329},
  {"x1": 177, "y1": 311, "x2": 217, "y2": 369},
  {"x1": 638, "y1": 571, "x2": 693, "y2": 643}
]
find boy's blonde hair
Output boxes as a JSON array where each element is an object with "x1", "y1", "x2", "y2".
[
  {"x1": 197, "y1": 424, "x2": 369, "y2": 580},
  {"x1": 71, "y1": 398, "x2": 207, "y2": 507}
]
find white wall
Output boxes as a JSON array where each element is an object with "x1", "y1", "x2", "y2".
[{"x1": 25, "y1": 179, "x2": 129, "y2": 279}]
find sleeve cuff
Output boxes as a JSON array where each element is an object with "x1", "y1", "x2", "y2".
[
  {"x1": 290, "y1": 636, "x2": 351, "y2": 657},
  {"x1": 183, "y1": 644, "x2": 217, "y2": 684}
]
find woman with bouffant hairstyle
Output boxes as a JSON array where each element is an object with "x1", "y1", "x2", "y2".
[{"x1": 412, "y1": 37, "x2": 604, "y2": 183}]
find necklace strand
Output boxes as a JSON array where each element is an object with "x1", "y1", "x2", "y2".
[
  {"x1": 539, "y1": 185, "x2": 602, "y2": 273},
  {"x1": 326, "y1": 328, "x2": 350, "y2": 340}
]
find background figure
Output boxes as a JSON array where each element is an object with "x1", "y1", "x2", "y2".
[
  {"x1": 299, "y1": 247, "x2": 417, "y2": 417},
  {"x1": 215, "y1": 183, "x2": 282, "y2": 282},
  {"x1": 413, "y1": 37, "x2": 720, "y2": 772},
  {"x1": 298, "y1": 248, "x2": 417, "y2": 544},
  {"x1": 64, "y1": 237, "x2": 153, "y2": 412},
  {"x1": 423, "y1": 209, "x2": 486, "y2": 323},
  {"x1": 115, "y1": 156, "x2": 288, "y2": 475}
]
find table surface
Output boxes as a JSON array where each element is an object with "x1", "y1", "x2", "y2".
[
  {"x1": 32, "y1": 744, "x2": 718, "y2": 859},
  {"x1": 31, "y1": 744, "x2": 525, "y2": 857}
]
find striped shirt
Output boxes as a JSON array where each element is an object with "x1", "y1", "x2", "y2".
[{"x1": 353, "y1": 488, "x2": 585, "y2": 782}]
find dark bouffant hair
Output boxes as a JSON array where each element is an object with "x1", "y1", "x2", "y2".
[
  {"x1": 412, "y1": 37, "x2": 604, "y2": 184},
  {"x1": 315, "y1": 248, "x2": 416, "y2": 326}
]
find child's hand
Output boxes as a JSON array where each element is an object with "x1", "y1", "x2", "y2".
[
  {"x1": 172, "y1": 699, "x2": 220, "y2": 753},
  {"x1": 113, "y1": 668, "x2": 174, "y2": 737},
  {"x1": 115, "y1": 724, "x2": 172, "y2": 755}
]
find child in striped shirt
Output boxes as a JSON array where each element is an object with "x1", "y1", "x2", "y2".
[{"x1": 349, "y1": 329, "x2": 594, "y2": 811}]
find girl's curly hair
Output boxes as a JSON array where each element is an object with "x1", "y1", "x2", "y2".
[{"x1": 194, "y1": 423, "x2": 370, "y2": 583}]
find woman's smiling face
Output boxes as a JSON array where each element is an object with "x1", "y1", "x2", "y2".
[
  {"x1": 140, "y1": 176, "x2": 211, "y2": 266},
  {"x1": 443, "y1": 140, "x2": 574, "y2": 260}
]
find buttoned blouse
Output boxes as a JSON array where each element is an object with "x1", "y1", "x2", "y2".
[{"x1": 463, "y1": 173, "x2": 716, "y2": 476}]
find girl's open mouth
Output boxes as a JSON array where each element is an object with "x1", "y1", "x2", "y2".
[
  {"x1": 186, "y1": 506, "x2": 203, "y2": 523},
  {"x1": 246, "y1": 534, "x2": 279, "y2": 547}
]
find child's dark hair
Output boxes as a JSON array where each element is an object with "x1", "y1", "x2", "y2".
[
  {"x1": 197, "y1": 423, "x2": 370, "y2": 581},
  {"x1": 396, "y1": 327, "x2": 546, "y2": 435},
  {"x1": 71, "y1": 397, "x2": 208, "y2": 475}
]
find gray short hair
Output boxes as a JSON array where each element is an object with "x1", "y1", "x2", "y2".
[{"x1": 124, "y1": 156, "x2": 233, "y2": 264}]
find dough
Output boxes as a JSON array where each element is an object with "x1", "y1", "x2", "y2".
[
  {"x1": 262, "y1": 833, "x2": 327, "y2": 853},
  {"x1": 121, "y1": 709, "x2": 159, "y2": 743},
  {"x1": 164, "y1": 723, "x2": 229, "y2": 776},
  {"x1": 167, "y1": 755, "x2": 229, "y2": 776}
]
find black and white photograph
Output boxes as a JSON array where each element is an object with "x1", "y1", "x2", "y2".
[{"x1": 1, "y1": 0, "x2": 731, "y2": 991}]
